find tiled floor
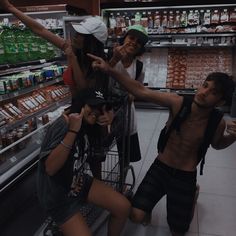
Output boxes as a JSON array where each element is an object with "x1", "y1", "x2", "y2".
[{"x1": 95, "y1": 108, "x2": 236, "y2": 236}]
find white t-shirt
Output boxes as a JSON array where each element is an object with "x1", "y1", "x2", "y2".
[{"x1": 112, "y1": 59, "x2": 144, "y2": 135}]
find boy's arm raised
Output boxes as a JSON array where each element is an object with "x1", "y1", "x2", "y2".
[{"x1": 88, "y1": 53, "x2": 180, "y2": 108}]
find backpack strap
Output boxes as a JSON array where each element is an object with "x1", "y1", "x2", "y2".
[
  {"x1": 157, "y1": 95, "x2": 193, "y2": 153},
  {"x1": 135, "y1": 59, "x2": 143, "y2": 81},
  {"x1": 198, "y1": 109, "x2": 224, "y2": 175}
]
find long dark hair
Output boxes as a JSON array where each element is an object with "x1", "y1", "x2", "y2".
[
  {"x1": 74, "y1": 34, "x2": 109, "y2": 93},
  {"x1": 74, "y1": 34, "x2": 106, "y2": 77}
]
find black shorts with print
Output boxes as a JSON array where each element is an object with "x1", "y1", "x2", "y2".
[
  {"x1": 38, "y1": 173, "x2": 93, "y2": 226},
  {"x1": 131, "y1": 158, "x2": 197, "y2": 234}
]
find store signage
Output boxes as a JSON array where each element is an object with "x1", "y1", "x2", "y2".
[{"x1": 18, "y1": 4, "x2": 66, "y2": 12}]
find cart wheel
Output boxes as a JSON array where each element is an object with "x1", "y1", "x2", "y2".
[{"x1": 43, "y1": 219, "x2": 63, "y2": 236}]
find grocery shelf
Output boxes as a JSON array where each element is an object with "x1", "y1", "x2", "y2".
[
  {"x1": 0, "y1": 57, "x2": 66, "y2": 75},
  {"x1": 0, "y1": 77, "x2": 63, "y2": 102},
  {"x1": 0, "y1": 96, "x2": 71, "y2": 132}
]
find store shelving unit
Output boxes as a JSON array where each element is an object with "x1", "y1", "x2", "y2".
[
  {"x1": 0, "y1": 9, "x2": 72, "y2": 233},
  {"x1": 101, "y1": 2, "x2": 236, "y2": 109}
]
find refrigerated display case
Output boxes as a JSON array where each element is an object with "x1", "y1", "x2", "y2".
[{"x1": 0, "y1": 8, "x2": 73, "y2": 234}]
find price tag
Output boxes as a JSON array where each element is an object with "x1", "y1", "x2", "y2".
[
  {"x1": 13, "y1": 91, "x2": 19, "y2": 96},
  {"x1": 56, "y1": 79, "x2": 60, "y2": 83},
  {"x1": 36, "y1": 140, "x2": 41, "y2": 145},
  {"x1": 10, "y1": 156, "x2": 17, "y2": 163},
  {"x1": 40, "y1": 59, "x2": 46, "y2": 64},
  {"x1": 39, "y1": 84, "x2": 44, "y2": 88}
]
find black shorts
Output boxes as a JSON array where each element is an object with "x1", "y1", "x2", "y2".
[
  {"x1": 38, "y1": 173, "x2": 93, "y2": 226},
  {"x1": 131, "y1": 158, "x2": 197, "y2": 234}
]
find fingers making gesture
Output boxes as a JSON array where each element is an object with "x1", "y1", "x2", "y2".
[{"x1": 67, "y1": 108, "x2": 84, "y2": 133}]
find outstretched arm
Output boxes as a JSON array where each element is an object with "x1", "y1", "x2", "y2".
[
  {"x1": 0, "y1": 0, "x2": 66, "y2": 50},
  {"x1": 88, "y1": 53, "x2": 180, "y2": 108},
  {"x1": 64, "y1": 43, "x2": 87, "y2": 90}
]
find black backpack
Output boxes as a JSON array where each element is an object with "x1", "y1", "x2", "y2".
[
  {"x1": 157, "y1": 95, "x2": 224, "y2": 175},
  {"x1": 135, "y1": 59, "x2": 143, "y2": 81}
]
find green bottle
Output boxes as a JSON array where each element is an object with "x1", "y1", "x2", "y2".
[
  {"x1": 15, "y1": 27, "x2": 29, "y2": 62},
  {"x1": 27, "y1": 29, "x2": 39, "y2": 61},
  {"x1": 2, "y1": 25, "x2": 19, "y2": 64},
  {"x1": 0, "y1": 25, "x2": 6, "y2": 64},
  {"x1": 38, "y1": 37, "x2": 48, "y2": 60}
]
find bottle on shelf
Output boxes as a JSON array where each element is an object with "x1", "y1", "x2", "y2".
[
  {"x1": 124, "y1": 12, "x2": 131, "y2": 29},
  {"x1": 168, "y1": 11, "x2": 175, "y2": 28},
  {"x1": 0, "y1": 25, "x2": 6, "y2": 64},
  {"x1": 134, "y1": 11, "x2": 142, "y2": 25},
  {"x1": 174, "y1": 10, "x2": 181, "y2": 28},
  {"x1": 108, "y1": 12, "x2": 116, "y2": 36},
  {"x1": 220, "y1": 9, "x2": 229, "y2": 23},
  {"x1": 114, "y1": 12, "x2": 123, "y2": 36},
  {"x1": 26, "y1": 29, "x2": 40, "y2": 61},
  {"x1": 153, "y1": 11, "x2": 161, "y2": 34},
  {"x1": 141, "y1": 11, "x2": 148, "y2": 32},
  {"x1": 15, "y1": 27, "x2": 29, "y2": 62},
  {"x1": 211, "y1": 9, "x2": 220, "y2": 24},
  {"x1": 180, "y1": 11, "x2": 188, "y2": 27},
  {"x1": 147, "y1": 11, "x2": 154, "y2": 34},
  {"x1": 203, "y1": 9, "x2": 211, "y2": 25},
  {"x1": 187, "y1": 10, "x2": 195, "y2": 26},
  {"x1": 2, "y1": 25, "x2": 19, "y2": 64},
  {"x1": 229, "y1": 8, "x2": 236, "y2": 23},
  {"x1": 161, "y1": 11, "x2": 168, "y2": 28}
]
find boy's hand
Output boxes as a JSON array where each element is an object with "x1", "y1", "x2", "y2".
[
  {"x1": 226, "y1": 120, "x2": 236, "y2": 138},
  {"x1": 87, "y1": 53, "x2": 110, "y2": 73}
]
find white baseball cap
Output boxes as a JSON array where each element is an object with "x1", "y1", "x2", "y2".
[{"x1": 71, "y1": 16, "x2": 108, "y2": 44}]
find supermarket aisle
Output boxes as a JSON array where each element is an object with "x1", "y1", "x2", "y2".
[{"x1": 95, "y1": 108, "x2": 236, "y2": 236}]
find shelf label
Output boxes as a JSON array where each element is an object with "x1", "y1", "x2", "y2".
[
  {"x1": 40, "y1": 59, "x2": 46, "y2": 64},
  {"x1": 36, "y1": 140, "x2": 42, "y2": 145},
  {"x1": 13, "y1": 91, "x2": 19, "y2": 97},
  {"x1": 39, "y1": 84, "x2": 44, "y2": 88},
  {"x1": 10, "y1": 156, "x2": 17, "y2": 163}
]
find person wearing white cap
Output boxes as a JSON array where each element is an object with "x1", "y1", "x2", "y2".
[
  {"x1": 0, "y1": 0, "x2": 109, "y2": 96},
  {"x1": 0, "y1": 0, "x2": 114, "y2": 179}
]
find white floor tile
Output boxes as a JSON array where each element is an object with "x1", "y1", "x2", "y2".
[
  {"x1": 95, "y1": 109, "x2": 236, "y2": 236},
  {"x1": 198, "y1": 193, "x2": 236, "y2": 236},
  {"x1": 197, "y1": 165, "x2": 236, "y2": 197}
]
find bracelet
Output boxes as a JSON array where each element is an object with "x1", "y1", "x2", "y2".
[
  {"x1": 60, "y1": 141, "x2": 72, "y2": 150},
  {"x1": 68, "y1": 129, "x2": 78, "y2": 135}
]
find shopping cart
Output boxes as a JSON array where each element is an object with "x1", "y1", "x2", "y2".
[{"x1": 34, "y1": 94, "x2": 136, "y2": 236}]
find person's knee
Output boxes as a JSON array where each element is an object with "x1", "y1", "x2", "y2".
[
  {"x1": 112, "y1": 197, "x2": 131, "y2": 219},
  {"x1": 171, "y1": 230, "x2": 185, "y2": 236},
  {"x1": 129, "y1": 208, "x2": 146, "y2": 224}
]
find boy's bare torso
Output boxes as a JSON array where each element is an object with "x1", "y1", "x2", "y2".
[{"x1": 158, "y1": 109, "x2": 210, "y2": 171}]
